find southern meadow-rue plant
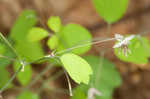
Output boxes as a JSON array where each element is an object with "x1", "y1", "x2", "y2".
[{"x1": 0, "y1": 0, "x2": 150, "y2": 99}]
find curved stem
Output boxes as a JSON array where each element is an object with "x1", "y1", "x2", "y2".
[{"x1": 64, "y1": 70, "x2": 73, "y2": 96}]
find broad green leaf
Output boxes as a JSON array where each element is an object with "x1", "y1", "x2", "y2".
[
  {"x1": 14, "y1": 40, "x2": 44, "y2": 62},
  {"x1": 16, "y1": 91, "x2": 39, "y2": 99},
  {"x1": 27, "y1": 27, "x2": 49, "y2": 42},
  {"x1": 0, "y1": 66, "x2": 12, "y2": 89},
  {"x1": 58, "y1": 24, "x2": 92, "y2": 55},
  {"x1": 47, "y1": 16, "x2": 62, "y2": 33},
  {"x1": 93, "y1": 0, "x2": 128, "y2": 23},
  {"x1": 60, "y1": 53, "x2": 93, "y2": 84},
  {"x1": 47, "y1": 35, "x2": 59, "y2": 50},
  {"x1": 9, "y1": 10, "x2": 44, "y2": 62},
  {"x1": 114, "y1": 36, "x2": 150, "y2": 64},
  {"x1": 83, "y1": 55, "x2": 121, "y2": 99},
  {"x1": 13, "y1": 61, "x2": 32, "y2": 86}
]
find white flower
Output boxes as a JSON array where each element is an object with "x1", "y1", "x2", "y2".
[
  {"x1": 113, "y1": 34, "x2": 135, "y2": 56},
  {"x1": 87, "y1": 88, "x2": 101, "y2": 99}
]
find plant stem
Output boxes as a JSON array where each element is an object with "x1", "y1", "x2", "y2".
[
  {"x1": 0, "y1": 32, "x2": 21, "y2": 61},
  {"x1": 37, "y1": 70, "x2": 64, "y2": 94},
  {"x1": 64, "y1": 70, "x2": 73, "y2": 96},
  {"x1": 25, "y1": 64, "x2": 54, "y2": 90},
  {"x1": 0, "y1": 65, "x2": 22, "y2": 92},
  {"x1": 0, "y1": 35, "x2": 116, "y2": 93},
  {"x1": 0, "y1": 55, "x2": 16, "y2": 61},
  {"x1": 95, "y1": 51, "x2": 104, "y2": 86},
  {"x1": 56, "y1": 38, "x2": 116, "y2": 55}
]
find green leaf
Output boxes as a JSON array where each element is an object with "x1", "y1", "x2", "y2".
[
  {"x1": 9, "y1": 10, "x2": 37, "y2": 42},
  {"x1": 93, "y1": 0, "x2": 128, "y2": 23},
  {"x1": 114, "y1": 36, "x2": 150, "y2": 64},
  {"x1": 84, "y1": 55, "x2": 121, "y2": 88},
  {"x1": 60, "y1": 53, "x2": 93, "y2": 84},
  {"x1": 0, "y1": 43, "x2": 6, "y2": 54},
  {"x1": 13, "y1": 61, "x2": 32, "y2": 86},
  {"x1": 27, "y1": 27, "x2": 49, "y2": 42},
  {"x1": 71, "y1": 85, "x2": 87, "y2": 99},
  {"x1": 16, "y1": 91, "x2": 39, "y2": 99},
  {"x1": 9, "y1": 10, "x2": 44, "y2": 62},
  {"x1": 83, "y1": 55, "x2": 121, "y2": 99},
  {"x1": 47, "y1": 16, "x2": 62, "y2": 33},
  {"x1": 0, "y1": 66, "x2": 12, "y2": 89},
  {"x1": 47, "y1": 35, "x2": 59, "y2": 50},
  {"x1": 58, "y1": 24, "x2": 92, "y2": 55},
  {"x1": 15, "y1": 40, "x2": 44, "y2": 62}
]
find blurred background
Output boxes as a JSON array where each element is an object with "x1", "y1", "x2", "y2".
[{"x1": 1, "y1": 0, "x2": 150, "y2": 99}]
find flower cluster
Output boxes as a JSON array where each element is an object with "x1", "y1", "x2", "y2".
[{"x1": 113, "y1": 34, "x2": 135, "y2": 57}]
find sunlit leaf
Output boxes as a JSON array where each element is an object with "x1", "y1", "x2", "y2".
[
  {"x1": 47, "y1": 16, "x2": 62, "y2": 33},
  {"x1": 16, "y1": 91, "x2": 39, "y2": 99},
  {"x1": 47, "y1": 35, "x2": 59, "y2": 50},
  {"x1": 93, "y1": 0, "x2": 128, "y2": 23},
  {"x1": 28, "y1": 27, "x2": 49, "y2": 42},
  {"x1": 60, "y1": 53, "x2": 93, "y2": 84},
  {"x1": 58, "y1": 24, "x2": 92, "y2": 55},
  {"x1": 13, "y1": 61, "x2": 32, "y2": 86},
  {"x1": 114, "y1": 36, "x2": 150, "y2": 64}
]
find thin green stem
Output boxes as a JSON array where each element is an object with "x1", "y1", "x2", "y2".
[
  {"x1": 95, "y1": 51, "x2": 104, "y2": 86},
  {"x1": 0, "y1": 32, "x2": 21, "y2": 61},
  {"x1": 0, "y1": 65, "x2": 22, "y2": 92},
  {"x1": 56, "y1": 38, "x2": 116, "y2": 55},
  {"x1": 37, "y1": 70, "x2": 64, "y2": 94},
  {"x1": 25, "y1": 64, "x2": 54, "y2": 90},
  {"x1": 0, "y1": 55, "x2": 16, "y2": 61}
]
